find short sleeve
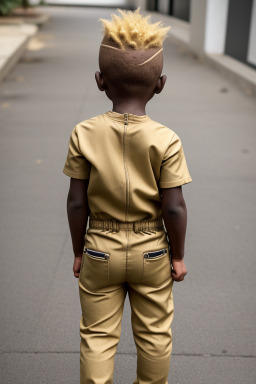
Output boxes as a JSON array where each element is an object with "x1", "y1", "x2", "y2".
[
  {"x1": 63, "y1": 126, "x2": 91, "y2": 179},
  {"x1": 159, "y1": 133, "x2": 192, "y2": 188}
]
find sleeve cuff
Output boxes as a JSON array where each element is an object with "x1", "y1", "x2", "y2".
[
  {"x1": 159, "y1": 176, "x2": 192, "y2": 188},
  {"x1": 63, "y1": 167, "x2": 90, "y2": 180}
]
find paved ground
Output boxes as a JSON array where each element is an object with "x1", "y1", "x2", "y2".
[{"x1": 0, "y1": 6, "x2": 256, "y2": 384}]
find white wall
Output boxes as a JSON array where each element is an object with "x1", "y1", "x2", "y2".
[
  {"x1": 158, "y1": 0, "x2": 169, "y2": 14},
  {"x1": 204, "y1": 0, "x2": 229, "y2": 54},
  {"x1": 190, "y1": 0, "x2": 207, "y2": 55},
  {"x1": 190, "y1": 0, "x2": 230, "y2": 55}
]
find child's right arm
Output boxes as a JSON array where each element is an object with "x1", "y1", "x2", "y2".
[
  {"x1": 67, "y1": 178, "x2": 89, "y2": 278},
  {"x1": 161, "y1": 186, "x2": 188, "y2": 282}
]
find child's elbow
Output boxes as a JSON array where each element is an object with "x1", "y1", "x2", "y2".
[
  {"x1": 67, "y1": 193, "x2": 87, "y2": 210},
  {"x1": 162, "y1": 198, "x2": 187, "y2": 218},
  {"x1": 164, "y1": 204, "x2": 185, "y2": 217}
]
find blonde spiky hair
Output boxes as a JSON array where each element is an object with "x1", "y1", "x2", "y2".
[{"x1": 99, "y1": 8, "x2": 170, "y2": 50}]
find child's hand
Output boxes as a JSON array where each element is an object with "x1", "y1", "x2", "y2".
[
  {"x1": 73, "y1": 256, "x2": 82, "y2": 278},
  {"x1": 171, "y1": 259, "x2": 187, "y2": 282}
]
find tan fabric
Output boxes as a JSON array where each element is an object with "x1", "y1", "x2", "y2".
[
  {"x1": 63, "y1": 111, "x2": 191, "y2": 382},
  {"x1": 89, "y1": 217, "x2": 163, "y2": 233},
  {"x1": 63, "y1": 111, "x2": 192, "y2": 222},
  {"x1": 79, "y1": 227, "x2": 174, "y2": 384}
]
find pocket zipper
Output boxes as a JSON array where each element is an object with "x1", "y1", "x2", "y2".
[
  {"x1": 144, "y1": 248, "x2": 167, "y2": 259},
  {"x1": 85, "y1": 248, "x2": 109, "y2": 260}
]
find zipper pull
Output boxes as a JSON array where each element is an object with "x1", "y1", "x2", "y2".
[{"x1": 124, "y1": 113, "x2": 128, "y2": 126}]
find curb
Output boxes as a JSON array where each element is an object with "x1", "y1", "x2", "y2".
[
  {"x1": 204, "y1": 54, "x2": 256, "y2": 97},
  {"x1": 1, "y1": 12, "x2": 50, "y2": 26},
  {"x1": 0, "y1": 23, "x2": 38, "y2": 83},
  {"x1": 169, "y1": 34, "x2": 256, "y2": 97}
]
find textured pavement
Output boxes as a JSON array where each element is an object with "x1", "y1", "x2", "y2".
[{"x1": 0, "y1": 6, "x2": 256, "y2": 384}]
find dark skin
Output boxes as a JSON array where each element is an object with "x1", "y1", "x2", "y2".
[
  {"x1": 161, "y1": 187, "x2": 188, "y2": 281},
  {"x1": 95, "y1": 71, "x2": 166, "y2": 116},
  {"x1": 67, "y1": 178, "x2": 89, "y2": 278},
  {"x1": 67, "y1": 71, "x2": 188, "y2": 282}
]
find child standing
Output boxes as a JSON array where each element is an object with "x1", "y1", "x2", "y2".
[{"x1": 63, "y1": 8, "x2": 192, "y2": 384}]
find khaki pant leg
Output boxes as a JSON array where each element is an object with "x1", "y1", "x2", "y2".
[
  {"x1": 128, "y1": 278, "x2": 174, "y2": 384},
  {"x1": 79, "y1": 280, "x2": 127, "y2": 384}
]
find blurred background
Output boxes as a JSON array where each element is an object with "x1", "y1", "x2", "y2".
[{"x1": 0, "y1": 1, "x2": 256, "y2": 383}]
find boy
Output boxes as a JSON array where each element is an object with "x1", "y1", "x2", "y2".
[{"x1": 63, "y1": 8, "x2": 192, "y2": 384}]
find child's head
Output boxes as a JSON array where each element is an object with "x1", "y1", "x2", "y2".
[{"x1": 96, "y1": 8, "x2": 170, "y2": 101}]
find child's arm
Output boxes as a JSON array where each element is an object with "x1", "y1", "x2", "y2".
[
  {"x1": 67, "y1": 178, "x2": 89, "y2": 278},
  {"x1": 161, "y1": 186, "x2": 188, "y2": 282}
]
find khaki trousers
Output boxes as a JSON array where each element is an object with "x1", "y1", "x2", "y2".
[{"x1": 78, "y1": 224, "x2": 174, "y2": 384}]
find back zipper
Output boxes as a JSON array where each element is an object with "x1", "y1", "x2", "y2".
[{"x1": 123, "y1": 113, "x2": 129, "y2": 221}]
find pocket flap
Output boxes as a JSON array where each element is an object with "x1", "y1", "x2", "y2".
[
  {"x1": 85, "y1": 248, "x2": 109, "y2": 260},
  {"x1": 144, "y1": 248, "x2": 167, "y2": 259}
]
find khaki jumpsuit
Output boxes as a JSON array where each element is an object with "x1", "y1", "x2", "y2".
[{"x1": 63, "y1": 111, "x2": 192, "y2": 384}]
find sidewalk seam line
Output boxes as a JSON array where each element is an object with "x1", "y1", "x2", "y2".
[{"x1": 1, "y1": 351, "x2": 256, "y2": 358}]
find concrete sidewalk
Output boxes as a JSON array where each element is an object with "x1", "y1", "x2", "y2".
[
  {"x1": 0, "y1": 23, "x2": 38, "y2": 82},
  {"x1": 0, "y1": 6, "x2": 256, "y2": 384}
]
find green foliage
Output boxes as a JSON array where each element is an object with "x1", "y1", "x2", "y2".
[
  {"x1": 0, "y1": 0, "x2": 32, "y2": 16},
  {"x1": 0, "y1": 0, "x2": 19, "y2": 16}
]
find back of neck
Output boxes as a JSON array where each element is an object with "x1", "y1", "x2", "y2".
[{"x1": 112, "y1": 100, "x2": 147, "y2": 116}]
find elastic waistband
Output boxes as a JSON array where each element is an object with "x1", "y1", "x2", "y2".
[{"x1": 89, "y1": 218, "x2": 164, "y2": 233}]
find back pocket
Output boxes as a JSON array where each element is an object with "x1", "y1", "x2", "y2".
[
  {"x1": 80, "y1": 248, "x2": 109, "y2": 291},
  {"x1": 142, "y1": 248, "x2": 171, "y2": 287}
]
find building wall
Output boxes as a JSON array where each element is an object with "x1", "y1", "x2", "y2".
[
  {"x1": 158, "y1": 0, "x2": 169, "y2": 14},
  {"x1": 190, "y1": 0, "x2": 207, "y2": 55},
  {"x1": 189, "y1": 0, "x2": 255, "y2": 68},
  {"x1": 126, "y1": 0, "x2": 147, "y2": 10},
  {"x1": 146, "y1": 0, "x2": 190, "y2": 21},
  {"x1": 173, "y1": 0, "x2": 190, "y2": 21},
  {"x1": 204, "y1": 0, "x2": 229, "y2": 54},
  {"x1": 225, "y1": 0, "x2": 254, "y2": 67},
  {"x1": 130, "y1": 0, "x2": 255, "y2": 69},
  {"x1": 146, "y1": 0, "x2": 158, "y2": 11},
  {"x1": 248, "y1": 0, "x2": 256, "y2": 66}
]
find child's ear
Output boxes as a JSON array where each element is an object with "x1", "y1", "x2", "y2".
[
  {"x1": 154, "y1": 75, "x2": 167, "y2": 94},
  {"x1": 95, "y1": 71, "x2": 107, "y2": 92}
]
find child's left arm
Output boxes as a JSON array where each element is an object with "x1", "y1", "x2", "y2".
[{"x1": 67, "y1": 178, "x2": 89, "y2": 278}]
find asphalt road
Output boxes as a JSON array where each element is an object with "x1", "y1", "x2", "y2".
[{"x1": 0, "y1": 6, "x2": 256, "y2": 384}]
